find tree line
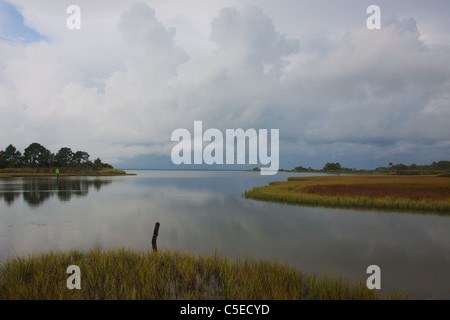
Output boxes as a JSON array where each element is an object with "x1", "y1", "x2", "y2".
[
  {"x1": 293, "y1": 162, "x2": 343, "y2": 171},
  {"x1": 383, "y1": 161, "x2": 450, "y2": 174},
  {"x1": 0, "y1": 143, "x2": 113, "y2": 170},
  {"x1": 291, "y1": 161, "x2": 450, "y2": 173}
]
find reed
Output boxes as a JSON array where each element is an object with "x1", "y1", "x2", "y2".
[
  {"x1": 0, "y1": 248, "x2": 404, "y2": 300},
  {"x1": 244, "y1": 175, "x2": 450, "y2": 214}
]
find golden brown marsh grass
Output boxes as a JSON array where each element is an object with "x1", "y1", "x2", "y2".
[
  {"x1": 244, "y1": 175, "x2": 450, "y2": 214},
  {"x1": 0, "y1": 248, "x2": 405, "y2": 300}
]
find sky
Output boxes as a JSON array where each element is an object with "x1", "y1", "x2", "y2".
[{"x1": 0, "y1": 0, "x2": 449, "y2": 170}]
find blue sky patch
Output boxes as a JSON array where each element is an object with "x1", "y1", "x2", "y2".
[{"x1": 0, "y1": 0, "x2": 47, "y2": 43}]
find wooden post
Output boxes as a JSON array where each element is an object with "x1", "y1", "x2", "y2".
[{"x1": 152, "y1": 222, "x2": 160, "y2": 252}]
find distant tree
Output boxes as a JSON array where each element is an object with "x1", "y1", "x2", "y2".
[
  {"x1": 430, "y1": 161, "x2": 450, "y2": 171},
  {"x1": 1, "y1": 144, "x2": 22, "y2": 167},
  {"x1": 0, "y1": 150, "x2": 5, "y2": 168},
  {"x1": 410, "y1": 163, "x2": 417, "y2": 170},
  {"x1": 72, "y1": 151, "x2": 90, "y2": 164},
  {"x1": 388, "y1": 163, "x2": 408, "y2": 174},
  {"x1": 294, "y1": 166, "x2": 308, "y2": 171},
  {"x1": 39, "y1": 148, "x2": 54, "y2": 167},
  {"x1": 93, "y1": 157, "x2": 103, "y2": 171},
  {"x1": 393, "y1": 163, "x2": 408, "y2": 170},
  {"x1": 92, "y1": 157, "x2": 113, "y2": 170},
  {"x1": 55, "y1": 147, "x2": 74, "y2": 166},
  {"x1": 323, "y1": 162, "x2": 342, "y2": 171},
  {"x1": 23, "y1": 143, "x2": 51, "y2": 166},
  {"x1": 103, "y1": 163, "x2": 113, "y2": 169}
]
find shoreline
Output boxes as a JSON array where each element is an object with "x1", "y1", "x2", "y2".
[{"x1": 0, "y1": 169, "x2": 135, "y2": 179}]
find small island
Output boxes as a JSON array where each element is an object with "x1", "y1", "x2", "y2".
[
  {"x1": 0, "y1": 143, "x2": 131, "y2": 178},
  {"x1": 245, "y1": 161, "x2": 450, "y2": 215}
]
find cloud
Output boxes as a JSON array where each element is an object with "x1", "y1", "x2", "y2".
[
  {"x1": 0, "y1": 2, "x2": 449, "y2": 169},
  {"x1": 117, "y1": 3, "x2": 188, "y2": 75},
  {"x1": 283, "y1": 18, "x2": 450, "y2": 152},
  {"x1": 210, "y1": 6, "x2": 299, "y2": 73}
]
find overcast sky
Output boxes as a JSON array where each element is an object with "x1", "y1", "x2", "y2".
[{"x1": 0, "y1": 0, "x2": 449, "y2": 170}]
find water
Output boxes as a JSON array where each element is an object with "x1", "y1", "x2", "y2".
[{"x1": 1, "y1": 170, "x2": 449, "y2": 299}]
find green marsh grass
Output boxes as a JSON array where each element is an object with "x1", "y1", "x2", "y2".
[
  {"x1": 0, "y1": 248, "x2": 404, "y2": 300},
  {"x1": 244, "y1": 175, "x2": 450, "y2": 215}
]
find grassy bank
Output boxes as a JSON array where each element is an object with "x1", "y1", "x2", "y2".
[
  {"x1": 0, "y1": 167, "x2": 132, "y2": 178},
  {"x1": 244, "y1": 175, "x2": 450, "y2": 215},
  {"x1": 0, "y1": 248, "x2": 404, "y2": 300}
]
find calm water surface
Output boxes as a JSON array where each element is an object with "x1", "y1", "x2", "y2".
[{"x1": 1, "y1": 170, "x2": 449, "y2": 299}]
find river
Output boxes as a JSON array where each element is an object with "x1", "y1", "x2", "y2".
[{"x1": 1, "y1": 170, "x2": 449, "y2": 299}]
